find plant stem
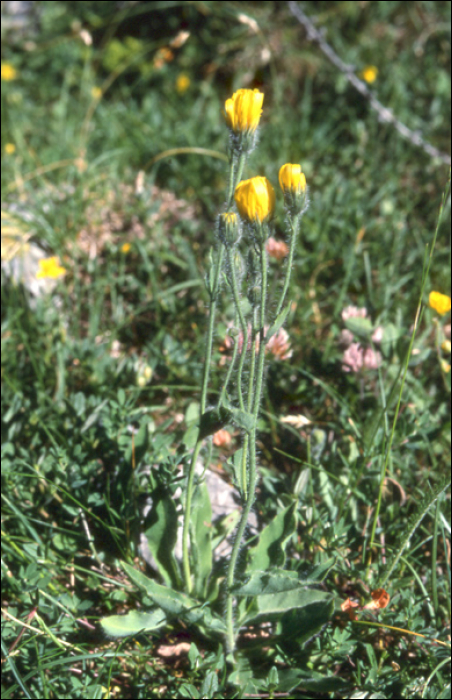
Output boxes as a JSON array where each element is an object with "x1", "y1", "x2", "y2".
[
  {"x1": 182, "y1": 243, "x2": 224, "y2": 594},
  {"x1": 274, "y1": 212, "x2": 300, "y2": 318},
  {"x1": 226, "y1": 246, "x2": 248, "y2": 411},
  {"x1": 225, "y1": 232, "x2": 269, "y2": 654}
]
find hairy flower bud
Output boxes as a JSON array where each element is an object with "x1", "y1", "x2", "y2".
[
  {"x1": 429, "y1": 291, "x2": 451, "y2": 316},
  {"x1": 279, "y1": 163, "x2": 307, "y2": 215},
  {"x1": 224, "y1": 89, "x2": 264, "y2": 134},
  {"x1": 234, "y1": 176, "x2": 275, "y2": 224},
  {"x1": 217, "y1": 212, "x2": 240, "y2": 247}
]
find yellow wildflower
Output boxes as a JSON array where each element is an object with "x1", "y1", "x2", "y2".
[
  {"x1": 176, "y1": 73, "x2": 190, "y2": 93},
  {"x1": 1, "y1": 63, "x2": 17, "y2": 81},
  {"x1": 36, "y1": 256, "x2": 66, "y2": 280},
  {"x1": 361, "y1": 65, "x2": 378, "y2": 84},
  {"x1": 224, "y1": 89, "x2": 264, "y2": 134},
  {"x1": 278, "y1": 163, "x2": 306, "y2": 194},
  {"x1": 440, "y1": 359, "x2": 451, "y2": 374},
  {"x1": 91, "y1": 86, "x2": 102, "y2": 99},
  {"x1": 5, "y1": 143, "x2": 16, "y2": 155},
  {"x1": 429, "y1": 291, "x2": 451, "y2": 316},
  {"x1": 441, "y1": 339, "x2": 451, "y2": 354},
  {"x1": 121, "y1": 242, "x2": 131, "y2": 253},
  {"x1": 234, "y1": 176, "x2": 275, "y2": 223}
]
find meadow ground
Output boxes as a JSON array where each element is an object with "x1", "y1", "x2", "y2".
[{"x1": 1, "y1": 1, "x2": 451, "y2": 698}]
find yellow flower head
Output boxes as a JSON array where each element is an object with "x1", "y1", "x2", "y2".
[
  {"x1": 361, "y1": 65, "x2": 378, "y2": 84},
  {"x1": 5, "y1": 143, "x2": 16, "y2": 155},
  {"x1": 91, "y1": 86, "x2": 102, "y2": 100},
  {"x1": 121, "y1": 242, "x2": 131, "y2": 254},
  {"x1": 176, "y1": 73, "x2": 190, "y2": 93},
  {"x1": 278, "y1": 163, "x2": 306, "y2": 194},
  {"x1": 429, "y1": 291, "x2": 451, "y2": 316},
  {"x1": 36, "y1": 256, "x2": 66, "y2": 280},
  {"x1": 224, "y1": 89, "x2": 264, "y2": 134},
  {"x1": 1, "y1": 63, "x2": 17, "y2": 81},
  {"x1": 234, "y1": 176, "x2": 275, "y2": 223}
]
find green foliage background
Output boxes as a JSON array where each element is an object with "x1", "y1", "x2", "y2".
[{"x1": 1, "y1": 1, "x2": 451, "y2": 698}]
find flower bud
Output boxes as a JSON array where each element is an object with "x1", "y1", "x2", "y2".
[
  {"x1": 279, "y1": 163, "x2": 307, "y2": 215},
  {"x1": 234, "y1": 176, "x2": 275, "y2": 224},
  {"x1": 429, "y1": 291, "x2": 451, "y2": 316},
  {"x1": 247, "y1": 285, "x2": 261, "y2": 307},
  {"x1": 217, "y1": 212, "x2": 240, "y2": 247},
  {"x1": 224, "y1": 89, "x2": 264, "y2": 135}
]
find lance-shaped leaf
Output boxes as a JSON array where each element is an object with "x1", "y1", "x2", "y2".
[
  {"x1": 247, "y1": 502, "x2": 297, "y2": 572},
  {"x1": 190, "y1": 479, "x2": 213, "y2": 599},
  {"x1": 198, "y1": 407, "x2": 232, "y2": 440},
  {"x1": 100, "y1": 609, "x2": 166, "y2": 638},
  {"x1": 122, "y1": 562, "x2": 226, "y2": 635},
  {"x1": 143, "y1": 490, "x2": 180, "y2": 589},
  {"x1": 242, "y1": 586, "x2": 333, "y2": 625},
  {"x1": 266, "y1": 303, "x2": 291, "y2": 342}
]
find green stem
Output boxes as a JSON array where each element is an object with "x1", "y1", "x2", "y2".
[
  {"x1": 227, "y1": 152, "x2": 246, "y2": 209},
  {"x1": 182, "y1": 437, "x2": 203, "y2": 594},
  {"x1": 240, "y1": 307, "x2": 258, "y2": 497},
  {"x1": 182, "y1": 243, "x2": 225, "y2": 594},
  {"x1": 226, "y1": 247, "x2": 248, "y2": 411},
  {"x1": 225, "y1": 230, "x2": 269, "y2": 655},
  {"x1": 274, "y1": 212, "x2": 300, "y2": 318},
  {"x1": 218, "y1": 311, "x2": 240, "y2": 409}
]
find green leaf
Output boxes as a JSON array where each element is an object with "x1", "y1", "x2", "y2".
[
  {"x1": 198, "y1": 407, "x2": 232, "y2": 440},
  {"x1": 247, "y1": 502, "x2": 297, "y2": 572},
  {"x1": 229, "y1": 408, "x2": 255, "y2": 434},
  {"x1": 143, "y1": 490, "x2": 180, "y2": 589},
  {"x1": 277, "y1": 670, "x2": 348, "y2": 694},
  {"x1": 200, "y1": 671, "x2": 219, "y2": 698},
  {"x1": 266, "y1": 303, "x2": 291, "y2": 341},
  {"x1": 244, "y1": 587, "x2": 333, "y2": 624},
  {"x1": 344, "y1": 316, "x2": 373, "y2": 339},
  {"x1": 278, "y1": 595, "x2": 335, "y2": 643},
  {"x1": 233, "y1": 569, "x2": 299, "y2": 596},
  {"x1": 100, "y1": 609, "x2": 166, "y2": 637},
  {"x1": 190, "y1": 479, "x2": 212, "y2": 598},
  {"x1": 122, "y1": 562, "x2": 226, "y2": 635}
]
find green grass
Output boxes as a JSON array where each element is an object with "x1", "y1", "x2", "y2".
[{"x1": 2, "y1": 1, "x2": 451, "y2": 698}]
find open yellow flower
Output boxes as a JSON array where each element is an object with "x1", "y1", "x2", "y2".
[
  {"x1": 36, "y1": 256, "x2": 66, "y2": 280},
  {"x1": 279, "y1": 163, "x2": 306, "y2": 194},
  {"x1": 234, "y1": 177, "x2": 275, "y2": 223},
  {"x1": 224, "y1": 89, "x2": 264, "y2": 134},
  {"x1": 176, "y1": 73, "x2": 190, "y2": 93},
  {"x1": 1, "y1": 63, "x2": 17, "y2": 81},
  {"x1": 429, "y1": 291, "x2": 451, "y2": 316},
  {"x1": 361, "y1": 65, "x2": 378, "y2": 84}
]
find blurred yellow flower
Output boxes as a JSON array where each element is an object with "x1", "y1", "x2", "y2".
[
  {"x1": 1, "y1": 63, "x2": 17, "y2": 81},
  {"x1": 5, "y1": 143, "x2": 16, "y2": 154},
  {"x1": 36, "y1": 256, "x2": 66, "y2": 280},
  {"x1": 429, "y1": 291, "x2": 451, "y2": 315},
  {"x1": 361, "y1": 65, "x2": 378, "y2": 83},
  {"x1": 121, "y1": 242, "x2": 131, "y2": 253},
  {"x1": 234, "y1": 176, "x2": 275, "y2": 223},
  {"x1": 91, "y1": 86, "x2": 102, "y2": 99},
  {"x1": 440, "y1": 359, "x2": 451, "y2": 374},
  {"x1": 224, "y1": 89, "x2": 264, "y2": 134},
  {"x1": 176, "y1": 73, "x2": 190, "y2": 93},
  {"x1": 441, "y1": 339, "x2": 451, "y2": 354},
  {"x1": 278, "y1": 163, "x2": 306, "y2": 194}
]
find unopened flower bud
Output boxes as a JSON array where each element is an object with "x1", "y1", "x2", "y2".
[
  {"x1": 429, "y1": 291, "x2": 451, "y2": 316},
  {"x1": 234, "y1": 177, "x2": 275, "y2": 224},
  {"x1": 278, "y1": 163, "x2": 307, "y2": 215},
  {"x1": 247, "y1": 285, "x2": 261, "y2": 307},
  {"x1": 217, "y1": 212, "x2": 240, "y2": 247}
]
